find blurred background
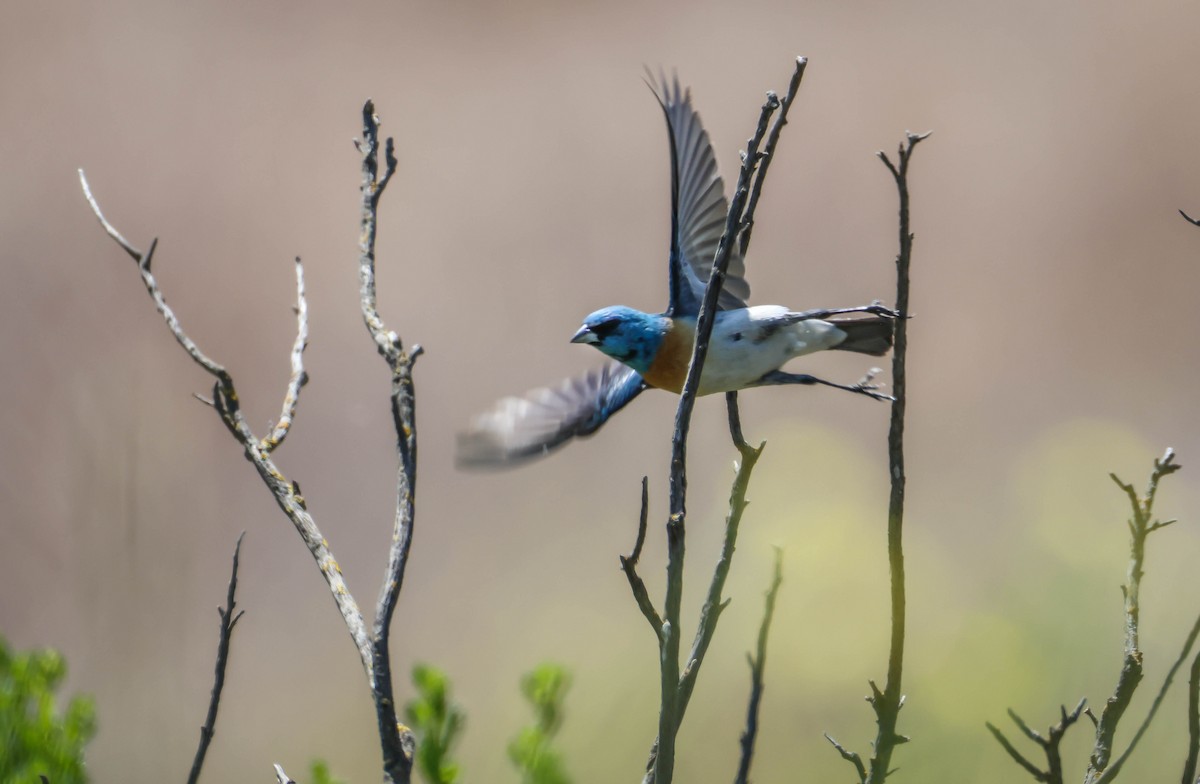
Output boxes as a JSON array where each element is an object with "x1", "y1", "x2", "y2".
[{"x1": 5, "y1": 0, "x2": 1200, "y2": 781}]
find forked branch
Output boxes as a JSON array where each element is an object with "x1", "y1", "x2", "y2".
[
  {"x1": 1084, "y1": 449, "x2": 1180, "y2": 784},
  {"x1": 357, "y1": 99, "x2": 422, "y2": 782},
  {"x1": 985, "y1": 700, "x2": 1087, "y2": 784},
  {"x1": 80, "y1": 97, "x2": 422, "y2": 784},
  {"x1": 642, "y1": 57, "x2": 806, "y2": 784},
  {"x1": 989, "y1": 450, "x2": 1190, "y2": 784},
  {"x1": 78, "y1": 170, "x2": 371, "y2": 673}
]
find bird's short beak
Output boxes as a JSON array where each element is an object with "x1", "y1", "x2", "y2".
[{"x1": 570, "y1": 325, "x2": 598, "y2": 345}]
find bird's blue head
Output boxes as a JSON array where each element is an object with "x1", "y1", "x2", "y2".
[{"x1": 570, "y1": 306, "x2": 668, "y2": 374}]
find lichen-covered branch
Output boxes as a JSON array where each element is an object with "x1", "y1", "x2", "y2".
[
  {"x1": 260, "y1": 259, "x2": 310, "y2": 453},
  {"x1": 79, "y1": 170, "x2": 374, "y2": 677},
  {"x1": 1096, "y1": 610, "x2": 1200, "y2": 783},
  {"x1": 1084, "y1": 449, "x2": 1180, "y2": 783},
  {"x1": 80, "y1": 98, "x2": 423, "y2": 784},
  {"x1": 357, "y1": 99, "x2": 421, "y2": 784}
]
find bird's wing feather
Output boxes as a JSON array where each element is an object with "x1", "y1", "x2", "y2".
[
  {"x1": 649, "y1": 72, "x2": 750, "y2": 315},
  {"x1": 456, "y1": 362, "x2": 647, "y2": 467}
]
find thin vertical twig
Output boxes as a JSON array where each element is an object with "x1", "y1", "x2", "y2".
[
  {"x1": 866, "y1": 131, "x2": 928, "y2": 784},
  {"x1": 825, "y1": 130, "x2": 928, "y2": 783},
  {"x1": 733, "y1": 548, "x2": 783, "y2": 784},
  {"x1": 186, "y1": 532, "x2": 247, "y2": 784},
  {"x1": 1180, "y1": 210, "x2": 1200, "y2": 784}
]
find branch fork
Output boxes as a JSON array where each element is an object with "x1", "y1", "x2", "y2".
[{"x1": 81, "y1": 97, "x2": 422, "y2": 784}]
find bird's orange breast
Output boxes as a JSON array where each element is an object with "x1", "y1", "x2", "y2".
[{"x1": 641, "y1": 319, "x2": 696, "y2": 393}]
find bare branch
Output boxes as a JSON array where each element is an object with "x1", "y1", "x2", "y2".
[
  {"x1": 825, "y1": 733, "x2": 867, "y2": 783},
  {"x1": 1097, "y1": 610, "x2": 1200, "y2": 784},
  {"x1": 839, "y1": 130, "x2": 927, "y2": 784},
  {"x1": 79, "y1": 172, "x2": 374, "y2": 679},
  {"x1": 991, "y1": 700, "x2": 1086, "y2": 784},
  {"x1": 676, "y1": 430, "x2": 764, "y2": 720},
  {"x1": 733, "y1": 548, "x2": 783, "y2": 784},
  {"x1": 187, "y1": 532, "x2": 247, "y2": 784},
  {"x1": 358, "y1": 100, "x2": 405, "y2": 361},
  {"x1": 358, "y1": 99, "x2": 421, "y2": 783},
  {"x1": 80, "y1": 170, "x2": 227, "y2": 378},
  {"x1": 81, "y1": 98, "x2": 424, "y2": 784},
  {"x1": 1086, "y1": 449, "x2": 1180, "y2": 783},
  {"x1": 986, "y1": 723, "x2": 1050, "y2": 782},
  {"x1": 1184, "y1": 640, "x2": 1200, "y2": 784},
  {"x1": 651, "y1": 57, "x2": 805, "y2": 784},
  {"x1": 78, "y1": 168, "x2": 149, "y2": 263},
  {"x1": 641, "y1": 405, "x2": 766, "y2": 783},
  {"x1": 260, "y1": 258, "x2": 310, "y2": 453},
  {"x1": 622, "y1": 477, "x2": 664, "y2": 639},
  {"x1": 1008, "y1": 708, "x2": 1046, "y2": 744},
  {"x1": 738, "y1": 56, "x2": 808, "y2": 255}
]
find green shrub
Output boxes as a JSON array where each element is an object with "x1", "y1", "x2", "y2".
[
  {"x1": 508, "y1": 664, "x2": 572, "y2": 784},
  {"x1": 0, "y1": 635, "x2": 96, "y2": 784}
]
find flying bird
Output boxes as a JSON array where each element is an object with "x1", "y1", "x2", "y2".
[{"x1": 457, "y1": 75, "x2": 895, "y2": 467}]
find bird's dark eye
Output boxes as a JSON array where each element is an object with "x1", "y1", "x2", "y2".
[{"x1": 591, "y1": 319, "x2": 619, "y2": 339}]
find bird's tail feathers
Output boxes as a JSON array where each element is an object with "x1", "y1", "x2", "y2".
[{"x1": 829, "y1": 317, "x2": 894, "y2": 356}]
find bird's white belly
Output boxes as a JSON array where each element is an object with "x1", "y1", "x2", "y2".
[{"x1": 698, "y1": 306, "x2": 846, "y2": 395}]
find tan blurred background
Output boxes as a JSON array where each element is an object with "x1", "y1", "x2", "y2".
[{"x1": 5, "y1": 0, "x2": 1200, "y2": 781}]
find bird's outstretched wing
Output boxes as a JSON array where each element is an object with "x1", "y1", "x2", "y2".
[
  {"x1": 456, "y1": 362, "x2": 648, "y2": 467},
  {"x1": 650, "y1": 72, "x2": 750, "y2": 316}
]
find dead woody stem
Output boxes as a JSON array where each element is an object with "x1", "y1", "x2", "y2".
[{"x1": 79, "y1": 98, "x2": 422, "y2": 783}]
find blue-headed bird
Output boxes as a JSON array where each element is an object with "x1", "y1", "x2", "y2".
[{"x1": 457, "y1": 75, "x2": 896, "y2": 467}]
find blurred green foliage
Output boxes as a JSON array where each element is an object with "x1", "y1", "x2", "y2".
[
  {"x1": 308, "y1": 758, "x2": 347, "y2": 784},
  {"x1": 405, "y1": 664, "x2": 465, "y2": 784},
  {"x1": 508, "y1": 663, "x2": 573, "y2": 784},
  {"x1": 0, "y1": 635, "x2": 96, "y2": 784}
]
